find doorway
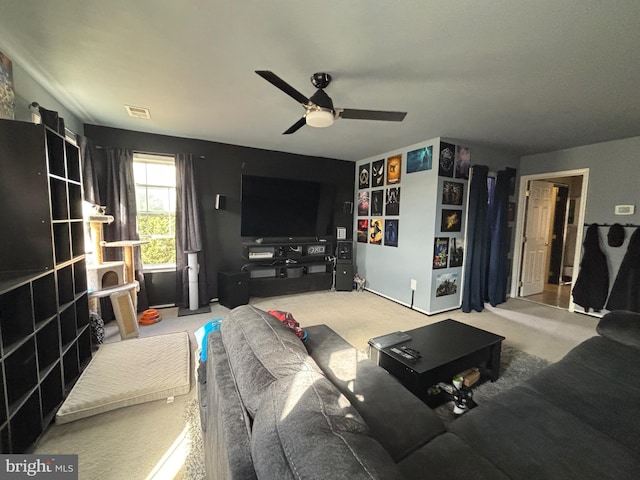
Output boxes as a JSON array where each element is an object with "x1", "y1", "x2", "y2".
[{"x1": 511, "y1": 169, "x2": 589, "y2": 311}]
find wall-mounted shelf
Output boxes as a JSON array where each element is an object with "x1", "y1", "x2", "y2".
[{"x1": 0, "y1": 119, "x2": 92, "y2": 453}]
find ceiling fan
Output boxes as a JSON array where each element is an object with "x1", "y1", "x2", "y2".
[{"x1": 255, "y1": 70, "x2": 407, "y2": 134}]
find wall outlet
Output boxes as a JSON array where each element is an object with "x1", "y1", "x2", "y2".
[{"x1": 410, "y1": 279, "x2": 417, "y2": 291}]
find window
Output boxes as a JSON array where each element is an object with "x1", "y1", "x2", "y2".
[{"x1": 133, "y1": 153, "x2": 176, "y2": 269}]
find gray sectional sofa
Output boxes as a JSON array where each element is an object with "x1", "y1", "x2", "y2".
[{"x1": 199, "y1": 305, "x2": 640, "y2": 479}]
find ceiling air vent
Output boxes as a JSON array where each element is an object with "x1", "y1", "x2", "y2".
[{"x1": 125, "y1": 105, "x2": 151, "y2": 119}]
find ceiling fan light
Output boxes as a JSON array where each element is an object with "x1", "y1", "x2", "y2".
[{"x1": 306, "y1": 109, "x2": 334, "y2": 128}]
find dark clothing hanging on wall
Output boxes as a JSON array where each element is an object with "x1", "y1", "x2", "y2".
[
  {"x1": 462, "y1": 165, "x2": 490, "y2": 313},
  {"x1": 606, "y1": 227, "x2": 640, "y2": 313},
  {"x1": 572, "y1": 224, "x2": 609, "y2": 312},
  {"x1": 487, "y1": 167, "x2": 516, "y2": 306}
]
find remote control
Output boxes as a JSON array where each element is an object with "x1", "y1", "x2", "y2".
[
  {"x1": 400, "y1": 346, "x2": 421, "y2": 358},
  {"x1": 390, "y1": 347, "x2": 416, "y2": 361}
]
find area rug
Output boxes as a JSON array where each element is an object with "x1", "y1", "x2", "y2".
[
  {"x1": 434, "y1": 343, "x2": 551, "y2": 425},
  {"x1": 184, "y1": 399, "x2": 206, "y2": 479}
]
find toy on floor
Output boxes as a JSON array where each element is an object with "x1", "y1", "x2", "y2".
[{"x1": 139, "y1": 309, "x2": 162, "y2": 325}]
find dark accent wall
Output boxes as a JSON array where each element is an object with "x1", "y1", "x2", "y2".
[{"x1": 83, "y1": 125, "x2": 354, "y2": 303}]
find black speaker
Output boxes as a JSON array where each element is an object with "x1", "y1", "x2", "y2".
[
  {"x1": 335, "y1": 264, "x2": 354, "y2": 291},
  {"x1": 337, "y1": 241, "x2": 352, "y2": 263},
  {"x1": 218, "y1": 271, "x2": 249, "y2": 309}
]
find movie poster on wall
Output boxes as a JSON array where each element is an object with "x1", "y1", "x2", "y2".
[
  {"x1": 433, "y1": 237, "x2": 449, "y2": 269},
  {"x1": 441, "y1": 209, "x2": 462, "y2": 232},
  {"x1": 454, "y1": 145, "x2": 471, "y2": 179},
  {"x1": 371, "y1": 159, "x2": 385, "y2": 187},
  {"x1": 385, "y1": 187, "x2": 400, "y2": 216},
  {"x1": 386, "y1": 154, "x2": 401, "y2": 184},
  {"x1": 369, "y1": 218, "x2": 383, "y2": 244},
  {"x1": 357, "y1": 219, "x2": 369, "y2": 243},
  {"x1": 449, "y1": 236, "x2": 464, "y2": 267},
  {"x1": 406, "y1": 146, "x2": 433, "y2": 173},
  {"x1": 438, "y1": 142, "x2": 455, "y2": 177},
  {"x1": 442, "y1": 181, "x2": 464, "y2": 206},
  {"x1": 384, "y1": 219, "x2": 399, "y2": 247},
  {"x1": 0, "y1": 51, "x2": 15, "y2": 120},
  {"x1": 370, "y1": 190, "x2": 384, "y2": 216},
  {"x1": 436, "y1": 273, "x2": 458, "y2": 297},
  {"x1": 358, "y1": 191, "x2": 370, "y2": 216},
  {"x1": 359, "y1": 163, "x2": 370, "y2": 189}
]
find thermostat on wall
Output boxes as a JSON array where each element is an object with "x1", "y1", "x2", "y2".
[{"x1": 615, "y1": 205, "x2": 635, "y2": 215}]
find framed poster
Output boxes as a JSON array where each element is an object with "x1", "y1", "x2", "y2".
[
  {"x1": 386, "y1": 154, "x2": 401, "y2": 184},
  {"x1": 371, "y1": 190, "x2": 384, "y2": 216},
  {"x1": 384, "y1": 219, "x2": 399, "y2": 247},
  {"x1": 357, "y1": 219, "x2": 369, "y2": 243},
  {"x1": 407, "y1": 146, "x2": 433, "y2": 173},
  {"x1": 438, "y1": 142, "x2": 455, "y2": 177},
  {"x1": 449, "y1": 236, "x2": 464, "y2": 267},
  {"x1": 436, "y1": 273, "x2": 458, "y2": 297},
  {"x1": 0, "y1": 51, "x2": 15, "y2": 120},
  {"x1": 357, "y1": 191, "x2": 370, "y2": 216},
  {"x1": 433, "y1": 237, "x2": 449, "y2": 269},
  {"x1": 369, "y1": 218, "x2": 383, "y2": 245},
  {"x1": 442, "y1": 181, "x2": 464, "y2": 206},
  {"x1": 371, "y1": 159, "x2": 385, "y2": 187},
  {"x1": 441, "y1": 209, "x2": 462, "y2": 232},
  {"x1": 385, "y1": 187, "x2": 400, "y2": 216},
  {"x1": 358, "y1": 163, "x2": 370, "y2": 189}
]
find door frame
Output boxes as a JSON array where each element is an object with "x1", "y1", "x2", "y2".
[{"x1": 510, "y1": 168, "x2": 589, "y2": 312}]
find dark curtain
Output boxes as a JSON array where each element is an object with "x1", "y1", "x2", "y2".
[
  {"x1": 462, "y1": 165, "x2": 490, "y2": 312},
  {"x1": 78, "y1": 135, "x2": 103, "y2": 206},
  {"x1": 103, "y1": 147, "x2": 149, "y2": 312},
  {"x1": 175, "y1": 153, "x2": 209, "y2": 308},
  {"x1": 487, "y1": 167, "x2": 516, "y2": 306}
]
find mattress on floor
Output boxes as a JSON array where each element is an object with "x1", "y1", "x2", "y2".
[{"x1": 56, "y1": 331, "x2": 192, "y2": 424}]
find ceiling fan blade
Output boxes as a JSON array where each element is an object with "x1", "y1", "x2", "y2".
[
  {"x1": 338, "y1": 109, "x2": 407, "y2": 122},
  {"x1": 255, "y1": 70, "x2": 310, "y2": 105},
  {"x1": 283, "y1": 117, "x2": 307, "y2": 135}
]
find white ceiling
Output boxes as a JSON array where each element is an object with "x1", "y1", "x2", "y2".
[{"x1": 1, "y1": 1, "x2": 640, "y2": 161}]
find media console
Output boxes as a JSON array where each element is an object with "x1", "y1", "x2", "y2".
[{"x1": 242, "y1": 240, "x2": 334, "y2": 297}]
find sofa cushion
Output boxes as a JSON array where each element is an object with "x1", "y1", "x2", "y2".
[
  {"x1": 523, "y1": 336, "x2": 640, "y2": 455},
  {"x1": 449, "y1": 385, "x2": 640, "y2": 480},
  {"x1": 203, "y1": 331, "x2": 257, "y2": 480},
  {"x1": 305, "y1": 324, "x2": 446, "y2": 461},
  {"x1": 220, "y1": 305, "x2": 321, "y2": 417},
  {"x1": 597, "y1": 310, "x2": 640, "y2": 349},
  {"x1": 251, "y1": 370, "x2": 405, "y2": 480},
  {"x1": 399, "y1": 432, "x2": 510, "y2": 480}
]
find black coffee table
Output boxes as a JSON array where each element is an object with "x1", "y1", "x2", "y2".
[{"x1": 369, "y1": 319, "x2": 505, "y2": 406}]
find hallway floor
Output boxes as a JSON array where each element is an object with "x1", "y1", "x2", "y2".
[{"x1": 523, "y1": 283, "x2": 571, "y2": 309}]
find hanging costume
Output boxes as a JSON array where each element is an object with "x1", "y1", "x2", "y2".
[
  {"x1": 572, "y1": 224, "x2": 609, "y2": 312},
  {"x1": 606, "y1": 227, "x2": 640, "y2": 313}
]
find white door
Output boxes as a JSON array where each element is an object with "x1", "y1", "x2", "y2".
[{"x1": 520, "y1": 180, "x2": 554, "y2": 296}]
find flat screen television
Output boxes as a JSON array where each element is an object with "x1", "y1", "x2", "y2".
[{"x1": 241, "y1": 174, "x2": 335, "y2": 239}]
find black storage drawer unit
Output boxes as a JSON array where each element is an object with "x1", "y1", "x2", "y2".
[{"x1": 218, "y1": 271, "x2": 250, "y2": 309}]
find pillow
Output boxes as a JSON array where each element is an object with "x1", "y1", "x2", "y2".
[
  {"x1": 220, "y1": 305, "x2": 321, "y2": 417},
  {"x1": 597, "y1": 310, "x2": 640, "y2": 349},
  {"x1": 251, "y1": 370, "x2": 404, "y2": 480}
]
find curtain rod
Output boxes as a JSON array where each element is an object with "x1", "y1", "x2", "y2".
[
  {"x1": 584, "y1": 223, "x2": 640, "y2": 228},
  {"x1": 93, "y1": 146, "x2": 205, "y2": 158}
]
